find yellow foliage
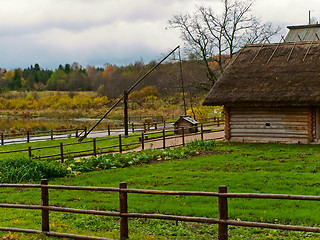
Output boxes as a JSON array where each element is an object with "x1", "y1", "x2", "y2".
[
  {"x1": 186, "y1": 104, "x2": 223, "y2": 121},
  {"x1": 0, "y1": 92, "x2": 110, "y2": 111},
  {"x1": 129, "y1": 86, "x2": 160, "y2": 100}
]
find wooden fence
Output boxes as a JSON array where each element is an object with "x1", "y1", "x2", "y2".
[
  {"x1": 0, "y1": 181, "x2": 320, "y2": 240},
  {"x1": 0, "y1": 122, "x2": 223, "y2": 162},
  {"x1": 0, "y1": 118, "x2": 222, "y2": 145}
]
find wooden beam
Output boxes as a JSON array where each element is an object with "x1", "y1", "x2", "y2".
[
  {"x1": 225, "y1": 106, "x2": 231, "y2": 141},
  {"x1": 316, "y1": 108, "x2": 320, "y2": 140},
  {"x1": 307, "y1": 107, "x2": 313, "y2": 143}
]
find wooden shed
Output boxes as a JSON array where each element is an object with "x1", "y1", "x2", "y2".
[
  {"x1": 203, "y1": 40, "x2": 320, "y2": 143},
  {"x1": 174, "y1": 116, "x2": 198, "y2": 134}
]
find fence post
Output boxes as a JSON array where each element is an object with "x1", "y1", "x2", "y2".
[
  {"x1": 28, "y1": 147, "x2": 32, "y2": 158},
  {"x1": 1, "y1": 133, "x2": 3, "y2": 145},
  {"x1": 132, "y1": 123, "x2": 135, "y2": 133},
  {"x1": 163, "y1": 121, "x2": 166, "y2": 130},
  {"x1": 41, "y1": 179, "x2": 49, "y2": 234},
  {"x1": 60, "y1": 143, "x2": 64, "y2": 163},
  {"x1": 75, "y1": 128, "x2": 78, "y2": 138},
  {"x1": 182, "y1": 128, "x2": 185, "y2": 146},
  {"x1": 141, "y1": 132, "x2": 145, "y2": 150},
  {"x1": 217, "y1": 118, "x2": 220, "y2": 127},
  {"x1": 50, "y1": 130, "x2": 53, "y2": 140},
  {"x1": 119, "y1": 135, "x2": 122, "y2": 153},
  {"x1": 201, "y1": 124, "x2": 204, "y2": 140},
  {"x1": 27, "y1": 131, "x2": 30, "y2": 143},
  {"x1": 162, "y1": 129, "x2": 166, "y2": 149},
  {"x1": 119, "y1": 182, "x2": 129, "y2": 240},
  {"x1": 84, "y1": 127, "x2": 87, "y2": 136},
  {"x1": 218, "y1": 186, "x2": 228, "y2": 240},
  {"x1": 93, "y1": 138, "x2": 97, "y2": 156},
  {"x1": 108, "y1": 125, "x2": 111, "y2": 136},
  {"x1": 144, "y1": 123, "x2": 146, "y2": 133}
]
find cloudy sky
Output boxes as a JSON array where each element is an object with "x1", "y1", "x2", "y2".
[{"x1": 0, "y1": 0, "x2": 319, "y2": 70}]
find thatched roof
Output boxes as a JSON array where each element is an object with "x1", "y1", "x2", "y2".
[{"x1": 203, "y1": 41, "x2": 320, "y2": 106}]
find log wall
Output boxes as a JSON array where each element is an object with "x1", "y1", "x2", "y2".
[{"x1": 229, "y1": 106, "x2": 310, "y2": 143}]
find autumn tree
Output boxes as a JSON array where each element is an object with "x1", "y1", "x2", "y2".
[{"x1": 169, "y1": 0, "x2": 281, "y2": 89}]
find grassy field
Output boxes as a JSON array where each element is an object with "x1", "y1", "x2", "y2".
[{"x1": 0, "y1": 141, "x2": 320, "y2": 239}]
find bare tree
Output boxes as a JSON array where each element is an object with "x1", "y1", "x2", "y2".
[{"x1": 169, "y1": 0, "x2": 281, "y2": 89}]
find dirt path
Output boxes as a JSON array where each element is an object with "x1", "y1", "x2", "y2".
[{"x1": 129, "y1": 130, "x2": 225, "y2": 152}]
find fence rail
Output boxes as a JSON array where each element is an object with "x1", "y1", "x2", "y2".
[
  {"x1": 0, "y1": 121, "x2": 224, "y2": 161},
  {"x1": 0, "y1": 117, "x2": 222, "y2": 145},
  {"x1": 0, "y1": 181, "x2": 319, "y2": 239}
]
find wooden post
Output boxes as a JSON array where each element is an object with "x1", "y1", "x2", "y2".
[
  {"x1": 182, "y1": 127, "x2": 185, "y2": 146},
  {"x1": 108, "y1": 125, "x2": 111, "y2": 136},
  {"x1": 1, "y1": 133, "x2": 3, "y2": 145},
  {"x1": 93, "y1": 138, "x2": 97, "y2": 156},
  {"x1": 141, "y1": 132, "x2": 145, "y2": 150},
  {"x1": 217, "y1": 118, "x2": 220, "y2": 127},
  {"x1": 28, "y1": 147, "x2": 32, "y2": 158},
  {"x1": 144, "y1": 123, "x2": 146, "y2": 133},
  {"x1": 27, "y1": 131, "x2": 30, "y2": 143},
  {"x1": 162, "y1": 129, "x2": 166, "y2": 149},
  {"x1": 224, "y1": 106, "x2": 231, "y2": 141},
  {"x1": 50, "y1": 130, "x2": 53, "y2": 140},
  {"x1": 119, "y1": 135, "x2": 122, "y2": 153},
  {"x1": 218, "y1": 186, "x2": 228, "y2": 240},
  {"x1": 124, "y1": 90, "x2": 129, "y2": 137},
  {"x1": 201, "y1": 124, "x2": 204, "y2": 140},
  {"x1": 164, "y1": 121, "x2": 166, "y2": 130},
  {"x1": 307, "y1": 106, "x2": 313, "y2": 143},
  {"x1": 155, "y1": 123, "x2": 157, "y2": 130},
  {"x1": 75, "y1": 128, "x2": 78, "y2": 138},
  {"x1": 119, "y1": 182, "x2": 129, "y2": 240},
  {"x1": 132, "y1": 123, "x2": 134, "y2": 133},
  {"x1": 60, "y1": 143, "x2": 64, "y2": 163},
  {"x1": 84, "y1": 127, "x2": 87, "y2": 136},
  {"x1": 41, "y1": 179, "x2": 49, "y2": 233}
]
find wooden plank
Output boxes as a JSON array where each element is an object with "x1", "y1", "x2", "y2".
[
  {"x1": 230, "y1": 125, "x2": 308, "y2": 130},
  {"x1": 230, "y1": 117, "x2": 308, "y2": 122},
  {"x1": 231, "y1": 137, "x2": 308, "y2": 143},
  {"x1": 230, "y1": 129, "x2": 308, "y2": 134},
  {"x1": 230, "y1": 122, "x2": 308, "y2": 127}
]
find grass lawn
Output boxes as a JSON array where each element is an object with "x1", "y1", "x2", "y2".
[{"x1": 0, "y1": 141, "x2": 320, "y2": 239}]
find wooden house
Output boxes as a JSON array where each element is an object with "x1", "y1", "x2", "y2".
[
  {"x1": 174, "y1": 116, "x2": 198, "y2": 134},
  {"x1": 203, "y1": 40, "x2": 320, "y2": 143}
]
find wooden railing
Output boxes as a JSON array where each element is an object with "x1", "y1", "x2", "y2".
[
  {"x1": 0, "y1": 122, "x2": 224, "y2": 161},
  {"x1": 0, "y1": 118, "x2": 222, "y2": 145},
  {"x1": 1, "y1": 181, "x2": 320, "y2": 240}
]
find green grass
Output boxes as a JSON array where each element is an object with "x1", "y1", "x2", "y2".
[{"x1": 1, "y1": 142, "x2": 320, "y2": 239}]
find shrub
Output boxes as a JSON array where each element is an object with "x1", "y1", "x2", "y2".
[{"x1": 0, "y1": 157, "x2": 69, "y2": 183}]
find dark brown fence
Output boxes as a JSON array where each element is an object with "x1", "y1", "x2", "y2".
[
  {"x1": 0, "y1": 117, "x2": 222, "y2": 145},
  {"x1": 1, "y1": 181, "x2": 320, "y2": 240},
  {"x1": 0, "y1": 121, "x2": 224, "y2": 162}
]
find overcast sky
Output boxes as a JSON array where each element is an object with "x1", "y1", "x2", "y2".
[{"x1": 1, "y1": 0, "x2": 319, "y2": 70}]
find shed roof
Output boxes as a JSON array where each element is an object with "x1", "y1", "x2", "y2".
[
  {"x1": 203, "y1": 41, "x2": 320, "y2": 107},
  {"x1": 174, "y1": 116, "x2": 198, "y2": 125},
  {"x1": 286, "y1": 24, "x2": 320, "y2": 42}
]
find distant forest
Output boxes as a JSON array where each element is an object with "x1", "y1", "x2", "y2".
[{"x1": 0, "y1": 60, "x2": 210, "y2": 98}]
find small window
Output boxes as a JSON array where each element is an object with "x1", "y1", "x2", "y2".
[{"x1": 265, "y1": 123, "x2": 271, "y2": 127}]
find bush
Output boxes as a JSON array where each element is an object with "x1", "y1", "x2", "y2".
[
  {"x1": 65, "y1": 140, "x2": 216, "y2": 173},
  {"x1": 0, "y1": 157, "x2": 69, "y2": 183}
]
